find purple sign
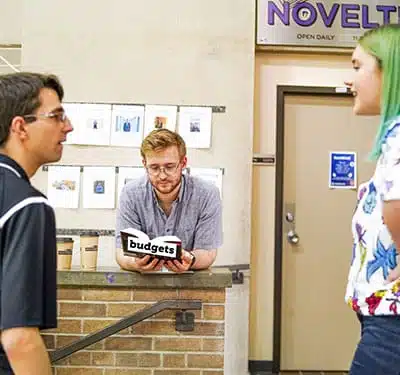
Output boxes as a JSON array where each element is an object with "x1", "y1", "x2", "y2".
[{"x1": 257, "y1": 0, "x2": 400, "y2": 47}]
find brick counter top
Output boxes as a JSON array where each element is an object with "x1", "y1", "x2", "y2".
[{"x1": 57, "y1": 267, "x2": 232, "y2": 289}]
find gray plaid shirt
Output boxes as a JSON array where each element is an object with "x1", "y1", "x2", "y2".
[{"x1": 116, "y1": 174, "x2": 223, "y2": 251}]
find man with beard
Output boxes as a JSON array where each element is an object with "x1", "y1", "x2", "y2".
[{"x1": 115, "y1": 129, "x2": 222, "y2": 273}]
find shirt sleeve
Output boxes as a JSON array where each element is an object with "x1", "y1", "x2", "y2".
[
  {"x1": 115, "y1": 184, "x2": 143, "y2": 248},
  {"x1": 1, "y1": 203, "x2": 49, "y2": 330},
  {"x1": 193, "y1": 185, "x2": 223, "y2": 250},
  {"x1": 381, "y1": 124, "x2": 400, "y2": 201}
]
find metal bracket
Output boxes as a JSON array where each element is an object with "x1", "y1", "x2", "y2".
[
  {"x1": 213, "y1": 264, "x2": 249, "y2": 285},
  {"x1": 232, "y1": 269, "x2": 244, "y2": 285},
  {"x1": 175, "y1": 311, "x2": 195, "y2": 332}
]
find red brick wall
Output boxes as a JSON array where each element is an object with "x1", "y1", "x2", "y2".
[{"x1": 42, "y1": 287, "x2": 226, "y2": 375}]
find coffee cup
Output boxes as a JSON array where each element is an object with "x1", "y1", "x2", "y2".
[
  {"x1": 56, "y1": 237, "x2": 74, "y2": 270},
  {"x1": 80, "y1": 231, "x2": 99, "y2": 270}
]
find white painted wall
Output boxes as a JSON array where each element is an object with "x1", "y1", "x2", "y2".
[{"x1": 0, "y1": 0, "x2": 22, "y2": 44}]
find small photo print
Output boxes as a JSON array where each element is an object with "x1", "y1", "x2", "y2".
[
  {"x1": 115, "y1": 116, "x2": 141, "y2": 133},
  {"x1": 189, "y1": 117, "x2": 201, "y2": 132},
  {"x1": 93, "y1": 180, "x2": 105, "y2": 194},
  {"x1": 154, "y1": 116, "x2": 167, "y2": 129},
  {"x1": 124, "y1": 178, "x2": 134, "y2": 185},
  {"x1": 52, "y1": 179, "x2": 76, "y2": 191},
  {"x1": 87, "y1": 118, "x2": 104, "y2": 130}
]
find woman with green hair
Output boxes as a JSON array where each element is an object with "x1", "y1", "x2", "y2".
[{"x1": 344, "y1": 23, "x2": 400, "y2": 374}]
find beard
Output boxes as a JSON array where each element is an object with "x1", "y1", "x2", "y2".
[{"x1": 152, "y1": 177, "x2": 181, "y2": 195}]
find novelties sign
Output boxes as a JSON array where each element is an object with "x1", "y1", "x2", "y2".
[{"x1": 257, "y1": 0, "x2": 400, "y2": 47}]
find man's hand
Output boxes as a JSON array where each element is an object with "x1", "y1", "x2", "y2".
[
  {"x1": 164, "y1": 250, "x2": 193, "y2": 273},
  {"x1": 117, "y1": 248, "x2": 217, "y2": 273},
  {"x1": 133, "y1": 255, "x2": 164, "y2": 272},
  {"x1": 116, "y1": 248, "x2": 164, "y2": 272}
]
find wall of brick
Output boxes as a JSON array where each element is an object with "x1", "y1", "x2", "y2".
[{"x1": 42, "y1": 287, "x2": 226, "y2": 375}]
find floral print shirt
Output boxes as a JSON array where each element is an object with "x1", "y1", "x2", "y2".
[{"x1": 346, "y1": 116, "x2": 400, "y2": 316}]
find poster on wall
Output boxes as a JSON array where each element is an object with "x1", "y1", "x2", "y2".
[
  {"x1": 116, "y1": 166, "x2": 146, "y2": 203},
  {"x1": 188, "y1": 167, "x2": 223, "y2": 197},
  {"x1": 257, "y1": 0, "x2": 400, "y2": 48},
  {"x1": 47, "y1": 166, "x2": 81, "y2": 208},
  {"x1": 63, "y1": 103, "x2": 112, "y2": 146},
  {"x1": 110, "y1": 105, "x2": 145, "y2": 147},
  {"x1": 82, "y1": 166, "x2": 116, "y2": 208},
  {"x1": 178, "y1": 106, "x2": 212, "y2": 148},
  {"x1": 143, "y1": 105, "x2": 177, "y2": 137},
  {"x1": 329, "y1": 151, "x2": 357, "y2": 189}
]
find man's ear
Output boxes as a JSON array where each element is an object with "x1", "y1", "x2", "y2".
[
  {"x1": 142, "y1": 158, "x2": 146, "y2": 167},
  {"x1": 9, "y1": 116, "x2": 28, "y2": 140},
  {"x1": 181, "y1": 156, "x2": 187, "y2": 169}
]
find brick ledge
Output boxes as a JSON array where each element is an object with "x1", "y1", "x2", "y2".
[{"x1": 57, "y1": 267, "x2": 232, "y2": 289}]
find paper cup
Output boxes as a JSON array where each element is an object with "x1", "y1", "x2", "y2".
[
  {"x1": 57, "y1": 237, "x2": 74, "y2": 270},
  {"x1": 80, "y1": 231, "x2": 99, "y2": 270}
]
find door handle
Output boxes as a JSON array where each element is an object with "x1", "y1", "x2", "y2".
[{"x1": 287, "y1": 230, "x2": 300, "y2": 245}]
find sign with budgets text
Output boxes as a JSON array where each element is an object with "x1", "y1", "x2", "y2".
[{"x1": 257, "y1": 0, "x2": 400, "y2": 48}]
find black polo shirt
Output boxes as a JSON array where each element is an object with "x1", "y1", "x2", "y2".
[{"x1": 0, "y1": 154, "x2": 57, "y2": 372}]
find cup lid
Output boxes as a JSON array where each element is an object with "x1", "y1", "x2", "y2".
[
  {"x1": 80, "y1": 230, "x2": 100, "y2": 237},
  {"x1": 57, "y1": 237, "x2": 74, "y2": 243}
]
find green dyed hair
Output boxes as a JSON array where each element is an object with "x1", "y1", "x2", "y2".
[{"x1": 358, "y1": 24, "x2": 400, "y2": 159}]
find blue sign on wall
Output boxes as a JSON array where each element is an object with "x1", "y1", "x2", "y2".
[{"x1": 329, "y1": 151, "x2": 357, "y2": 189}]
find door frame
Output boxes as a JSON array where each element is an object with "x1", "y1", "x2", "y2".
[{"x1": 272, "y1": 85, "x2": 352, "y2": 373}]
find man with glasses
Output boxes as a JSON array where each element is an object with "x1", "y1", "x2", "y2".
[
  {"x1": 0, "y1": 72, "x2": 73, "y2": 374},
  {"x1": 116, "y1": 129, "x2": 222, "y2": 273}
]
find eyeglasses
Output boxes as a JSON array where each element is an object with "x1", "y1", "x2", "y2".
[
  {"x1": 23, "y1": 111, "x2": 69, "y2": 124},
  {"x1": 146, "y1": 162, "x2": 180, "y2": 177}
]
